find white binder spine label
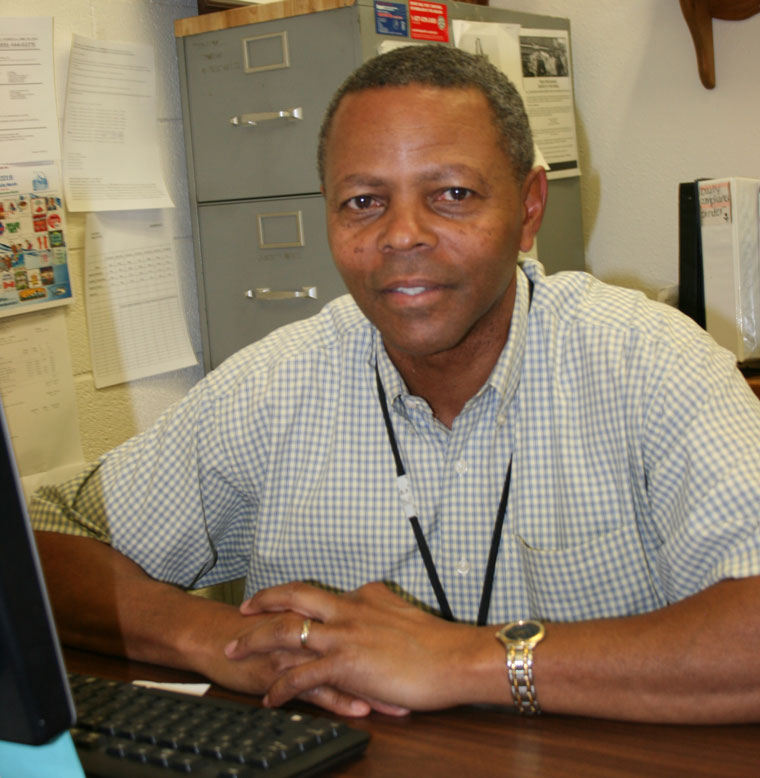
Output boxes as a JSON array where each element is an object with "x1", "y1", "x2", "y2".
[
  {"x1": 699, "y1": 181, "x2": 732, "y2": 226},
  {"x1": 699, "y1": 177, "x2": 760, "y2": 363}
]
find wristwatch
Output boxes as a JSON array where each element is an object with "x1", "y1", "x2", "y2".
[{"x1": 495, "y1": 620, "x2": 545, "y2": 715}]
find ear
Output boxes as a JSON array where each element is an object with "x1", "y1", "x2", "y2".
[{"x1": 519, "y1": 166, "x2": 548, "y2": 254}]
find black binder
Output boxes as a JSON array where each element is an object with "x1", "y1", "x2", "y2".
[{"x1": 677, "y1": 180, "x2": 707, "y2": 328}]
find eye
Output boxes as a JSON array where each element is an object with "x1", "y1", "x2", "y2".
[
  {"x1": 345, "y1": 194, "x2": 381, "y2": 211},
  {"x1": 438, "y1": 187, "x2": 473, "y2": 202}
]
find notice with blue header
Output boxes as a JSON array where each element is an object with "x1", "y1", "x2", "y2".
[{"x1": 375, "y1": 1, "x2": 409, "y2": 37}]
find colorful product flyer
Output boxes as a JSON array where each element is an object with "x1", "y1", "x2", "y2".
[{"x1": 0, "y1": 163, "x2": 72, "y2": 317}]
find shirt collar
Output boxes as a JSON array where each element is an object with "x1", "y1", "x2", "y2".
[{"x1": 482, "y1": 261, "x2": 532, "y2": 415}]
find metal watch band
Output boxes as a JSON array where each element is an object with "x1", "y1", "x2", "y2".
[{"x1": 506, "y1": 645, "x2": 541, "y2": 715}]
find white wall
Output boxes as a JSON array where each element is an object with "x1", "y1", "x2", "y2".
[
  {"x1": 0, "y1": 0, "x2": 203, "y2": 461},
  {"x1": 495, "y1": 0, "x2": 760, "y2": 298}
]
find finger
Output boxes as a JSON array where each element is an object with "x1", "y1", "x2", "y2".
[
  {"x1": 224, "y1": 612, "x2": 316, "y2": 659},
  {"x1": 264, "y1": 655, "x2": 356, "y2": 710},
  {"x1": 289, "y1": 686, "x2": 372, "y2": 718},
  {"x1": 264, "y1": 661, "x2": 409, "y2": 717},
  {"x1": 363, "y1": 698, "x2": 411, "y2": 717},
  {"x1": 241, "y1": 581, "x2": 340, "y2": 622}
]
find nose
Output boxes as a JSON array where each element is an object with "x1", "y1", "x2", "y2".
[{"x1": 377, "y1": 199, "x2": 436, "y2": 253}]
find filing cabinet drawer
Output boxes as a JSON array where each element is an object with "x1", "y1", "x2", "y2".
[
  {"x1": 181, "y1": 7, "x2": 361, "y2": 203},
  {"x1": 198, "y1": 195, "x2": 347, "y2": 368}
]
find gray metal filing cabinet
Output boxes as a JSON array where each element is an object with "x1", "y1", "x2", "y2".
[{"x1": 175, "y1": 0, "x2": 584, "y2": 371}]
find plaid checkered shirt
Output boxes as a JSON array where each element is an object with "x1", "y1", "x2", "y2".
[{"x1": 30, "y1": 259, "x2": 760, "y2": 623}]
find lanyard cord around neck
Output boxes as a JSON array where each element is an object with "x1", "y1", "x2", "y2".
[
  {"x1": 375, "y1": 365, "x2": 512, "y2": 626},
  {"x1": 374, "y1": 276, "x2": 533, "y2": 625}
]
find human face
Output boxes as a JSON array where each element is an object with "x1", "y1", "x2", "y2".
[{"x1": 322, "y1": 85, "x2": 545, "y2": 368}]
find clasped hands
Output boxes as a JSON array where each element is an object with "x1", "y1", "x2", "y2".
[{"x1": 223, "y1": 580, "x2": 500, "y2": 717}]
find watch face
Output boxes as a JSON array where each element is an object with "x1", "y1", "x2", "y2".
[{"x1": 505, "y1": 621, "x2": 542, "y2": 641}]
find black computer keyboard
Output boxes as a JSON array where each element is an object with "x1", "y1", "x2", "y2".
[{"x1": 68, "y1": 672, "x2": 370, "y2": 777}]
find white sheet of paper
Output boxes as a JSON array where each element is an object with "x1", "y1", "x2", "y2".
[
  {"x1": 85, "y1": 210, "x2": 196, "y2": 388},
  {"x1": 453, "y1": 21, "x2": 523, "y2": 88},
  {"x1": 519, "y1": 28, "x2": 580, "y2": 179},
  {"x1": 132, "y1": 680, "x2": 210, "y2": 697},
  {"x1": 0, "y1": 17, "x2": 60, "y2": 163},
  {"x1": 0, "y1": 307, "x2": 85, "y2": 485},
  {"x1": 452, "y1": 21, "x2": 548, "y2": 172},
  {"x1": 62, "y1": 34, "x2": 173, "y2": 212}
]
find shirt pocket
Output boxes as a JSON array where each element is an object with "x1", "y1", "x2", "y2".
[{"x1": 513, "y1": 520, "x2": 663, "y2": 621}]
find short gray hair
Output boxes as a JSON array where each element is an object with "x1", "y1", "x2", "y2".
[{"x1": 317, "y1": 44, "x2": 534, "y2": 186}]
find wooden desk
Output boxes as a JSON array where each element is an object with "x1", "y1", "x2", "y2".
[{"x1": 64, "y1": 648, "x2": 760, "y2": 778}]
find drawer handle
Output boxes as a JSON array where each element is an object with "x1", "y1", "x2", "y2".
[
  {"x1": 247, "y1": 286, "x2": 317, "y2": 300},
  {"x1": 230, "y1": 107, "x2": 303, "y2": 126}
]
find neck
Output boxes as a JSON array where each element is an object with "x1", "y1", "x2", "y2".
[
  {"x1": 397, "y1": 358, "x2": 498, "y2": 428},
  {"x1": 385, "y1": 281, "x2": 517, "y2": 429}
]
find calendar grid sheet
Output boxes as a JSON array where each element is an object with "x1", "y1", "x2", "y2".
[{"x1": 86, "y1": 241, "x2": 196, "y2": 387}]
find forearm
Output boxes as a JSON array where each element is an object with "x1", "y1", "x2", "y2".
[
  {"x1": 34, "y1": 531, "x2": 239, "y2": 675},
  {"x1": 34, "y1": 531, "x2": 375, "y2": 716},
  {"x1": 241, "y1": 578, "x2": 760, "y2": 723},
  {"x1": 534, "y1": 576, "x2": 760, "y2": 723}
]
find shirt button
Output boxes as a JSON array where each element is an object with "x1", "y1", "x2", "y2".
[
  {"x1": 497, "y1": 413, "x2": 508, "y2": 426},
  {"x1": 455, "y1": 459, "x2": 468, "y2": 476},
  {"x1": 456, "y1": 558, "x2": 471, "y2": 576}
]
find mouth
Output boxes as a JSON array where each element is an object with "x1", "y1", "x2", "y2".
[
  {"x1": 381, "y1": 284, "x2": 446, "y2": 307},
  {"x1": 382, "y1": 277, "x2": 447, "y2": 297},
  {"x1": 391, "y1": 286, "x2": 428, "y2": 296},
  {"x1": 377, "y1": 279, "x2": 455, "y2": 310}
]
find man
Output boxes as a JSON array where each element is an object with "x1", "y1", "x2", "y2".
[{"x1": 32, "y1": 45, "x2": 760, "y2": 723}]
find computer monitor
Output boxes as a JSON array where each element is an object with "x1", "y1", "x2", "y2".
[{"x1": 0, "y1": 396, "x2": 75, "y2": 745}]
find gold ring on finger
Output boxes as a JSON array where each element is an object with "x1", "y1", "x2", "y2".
[{"x1": 300, "y1": 618, "x2": 312, "y2": 648}]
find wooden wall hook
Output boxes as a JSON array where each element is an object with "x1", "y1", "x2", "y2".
[{"x1": 679, "y1": 0, "x2": 760, "y2": 88}]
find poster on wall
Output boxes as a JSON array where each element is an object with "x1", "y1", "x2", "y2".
[
  {"x1": 519, "y1": 28, "x2": 580, "y2": 179},
  {"x1": 0, "y1": 17, "x2": 60, "y2": 163},
  {"x1": 452, "y1": 21, "x2": 549, "y2": 175},
  {"x1": 62, "y1": 35, "x2": 174, "y2": 212},
  {"x1": 0, "y1": 307, "x2": 85, "y2": 493},
  {"x1": 0, "y1": 17, "x2": 72, "y2": 317},
  {"x1": 409, "y1": 1, "x2": 449, "y2": 42},
  {"x1": 0, "y1": 162, "x2": 73, "y2": 318},
  {"x1": 85, "y1": 210, "x2": 196, "y2": 388}
]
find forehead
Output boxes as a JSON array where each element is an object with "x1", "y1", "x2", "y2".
[{"x1": 323, "y1": 84, "x2": 513, "y2": 183}]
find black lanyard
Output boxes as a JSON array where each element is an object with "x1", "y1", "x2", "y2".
[
  {"x1": 374, "y1": 278, "x2": 533, "y2": 626},
  {"x1": 375, "y1": 365, "x2": 511, "y2": 626}
]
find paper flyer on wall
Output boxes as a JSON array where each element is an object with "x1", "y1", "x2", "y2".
[
  {"x1": 0, "y1": 17, "x2": 73, "y2": 317},
  {"x1": 519, "y1": 28, "x2": 580, "y2": 179},
  {"x1": 0, "y1": 162, "x2": 73, "y2": 317},
  {"x1": 62, "y1": 34, "x2": 174, "y2": 212},
  {"x1": 85, "y1": 210, "x2": 196, "y2": 388},
  {"x1": 0, "y1": 17, "x2": 60, "y2": 163},
  {"x1": 452, "y1": 21, "x2": 548, "y2": 173},
  {"x1": 0, "y1": 307, "x2": 85, "y2": 498}
]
